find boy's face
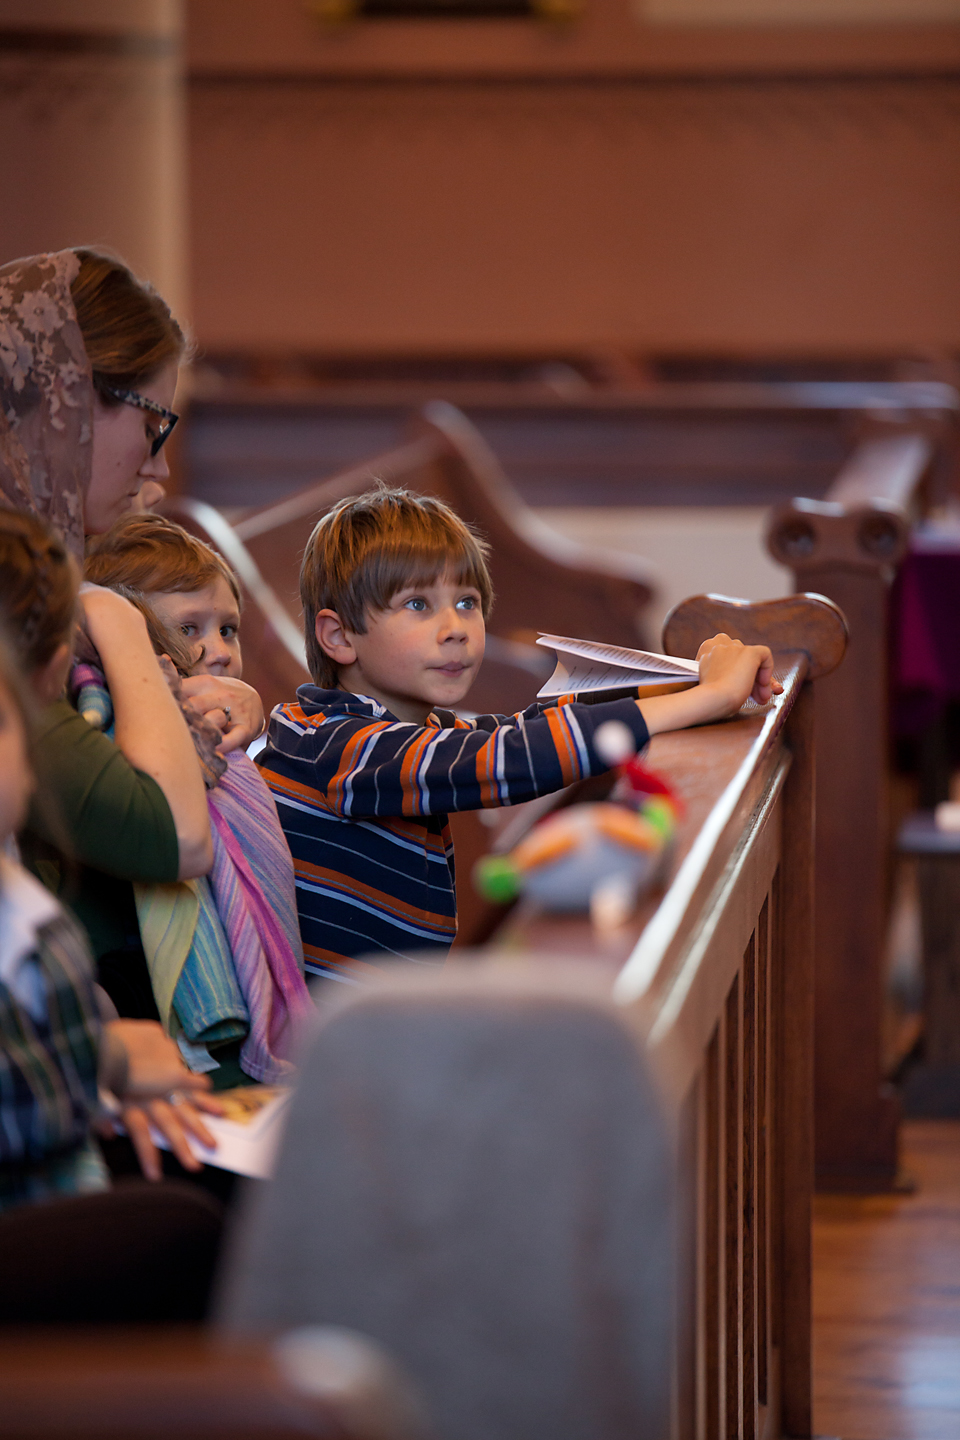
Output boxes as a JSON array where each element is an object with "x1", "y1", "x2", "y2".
[
  {"x1": 318, "y1": 571, "x2": 485, "y2": 723},
  {"x1": 145, "y1": 576, "x2": 243, "y2": 679}
]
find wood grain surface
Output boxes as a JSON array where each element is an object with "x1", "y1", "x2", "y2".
[{"x1": 813, "y1": 1120, "x2": 960, "y2": 1440}]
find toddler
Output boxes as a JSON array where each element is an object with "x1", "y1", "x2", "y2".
[{"x1": 85, "y1": 513, "x2": 312, "y2": 1085}]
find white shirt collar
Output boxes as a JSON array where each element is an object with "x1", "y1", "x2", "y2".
[{"x1": 0, "y1": 854, "x2": 61, "y2": 1019}]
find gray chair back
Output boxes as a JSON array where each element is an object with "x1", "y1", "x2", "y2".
[{"x1": 220, "y1": 965, "x2": 673, "y2": 1440}]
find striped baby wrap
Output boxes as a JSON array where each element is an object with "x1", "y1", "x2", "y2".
[{"x1": 136, "y1": 752, "x2": 314, "y2": 1084}]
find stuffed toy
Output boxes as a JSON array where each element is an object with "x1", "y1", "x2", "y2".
[{"x1": 474, "y1": 720, "x2": 680, "y2": 926}]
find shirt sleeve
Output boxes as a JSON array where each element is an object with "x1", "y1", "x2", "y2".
[
  {"x1": 262, "y1": 694, "x2": 650, "y2": 820},
  {"x1": 26, "y1": 702, "x2": 181, "y2": 883}
]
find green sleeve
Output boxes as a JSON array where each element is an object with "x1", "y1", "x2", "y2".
[{"x1": 26, "y1": 702, "x2": 180, "y2": 884}]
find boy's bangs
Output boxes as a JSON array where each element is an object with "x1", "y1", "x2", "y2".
[{"x1": 358, "y1": 538, "x2": 490, "y2": 622}]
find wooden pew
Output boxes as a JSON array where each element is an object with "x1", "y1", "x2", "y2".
[
  {"x1": 0, "y1": 594, "x2": 843, "y2": 1439},
  {"x1": 0, "y1": 1326, "x2": 426, "y2": 1439},
  {"x1": 479, "y1": 592, "x2": 846, "y2": 1440},
  {"x1": 173, "y1": 383, "x2": 958, "y2": 1191}
]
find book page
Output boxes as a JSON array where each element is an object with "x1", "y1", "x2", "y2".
[
  {"x1": 536, "y1": 633, "x2": 699, "y2": 677},
  {"x1": 148, "y1": 1085, "x2": 292, "y2": 1180},
  {"x1": 536, "y1": 634, "x2": 699, "y2": 699}
]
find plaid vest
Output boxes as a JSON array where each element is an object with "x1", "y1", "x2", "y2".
[{"x1": 0, "y1": 907, "x2": 101, "y2": 1179}]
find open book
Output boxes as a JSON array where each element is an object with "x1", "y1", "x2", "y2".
[
  {"x1": 536, "y1": 634, "x2": 700, "y2": 700},
  {"x1": 149, "y1": 1085, "x2": 292, "y2": 1180}
]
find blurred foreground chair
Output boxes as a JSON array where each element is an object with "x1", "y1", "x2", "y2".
[{"x1": 219, "y1": 965, "x2": 673, "y2": 1440}]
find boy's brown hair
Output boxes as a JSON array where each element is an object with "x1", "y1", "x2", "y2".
[
  {"x1": 301, "y1": 485, "x2": 493, "y2": 688},
  {"x1": 84, "y1": 512, "x2": 241, "y2": 609}
]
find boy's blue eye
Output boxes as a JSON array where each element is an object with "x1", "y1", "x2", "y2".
[
  {"x1": 457, "y1": 596, "x2": 477, "y2": 611},
  {"x1": 405, "y1": 598, "x2": 427, "y2": 612}
]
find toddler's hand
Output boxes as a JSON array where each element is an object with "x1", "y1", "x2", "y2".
[{"x1": 696, "y1": 633, "x2": 783, "y2": 716}]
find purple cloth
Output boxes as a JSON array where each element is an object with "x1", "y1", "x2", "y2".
[
  {"x1": 891, "y1": 532, "x2": 960, "y2": 737},
  {"x1": 207, "y1": 753, "x2": 313, "y2": 1082}
]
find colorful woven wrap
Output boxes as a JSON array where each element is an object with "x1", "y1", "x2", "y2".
[
  {"x1": 136, "y1": 752, "x2": 312, "y2": 1084},
  {"x1": 205, "y1": 752, "x2": 313, "y2": 1082}
]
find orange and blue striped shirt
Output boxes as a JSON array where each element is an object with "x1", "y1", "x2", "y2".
[{"x1": 258, "y1": 687, "x2": 650, "y2": 983}]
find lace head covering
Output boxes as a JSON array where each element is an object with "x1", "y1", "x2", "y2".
[{"x1": 0, "y1": 251, "x2": 92, "y2": 561}]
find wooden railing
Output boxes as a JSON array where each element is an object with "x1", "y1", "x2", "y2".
[{"x1": 482, "y1": 593, "x2": 847, "y2": 1439}]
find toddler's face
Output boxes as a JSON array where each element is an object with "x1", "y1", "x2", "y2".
[{"x1": 145, "y1": 576, "x2": 242, "y2": 679}]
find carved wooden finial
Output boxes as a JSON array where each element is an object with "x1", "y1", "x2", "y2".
[{"x1": 661, "y1": 592, "x2": 847, "y2": 682}]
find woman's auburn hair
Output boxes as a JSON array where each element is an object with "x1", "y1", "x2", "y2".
[
  {"x1": 0, "y1": 507, "x2": 78, "y2": 673},
  {"x1": 300, "y1": 484, "x2": 493, "y2": 689},
  {"x1": 84, "y1": 512, "x2": 242, "y2": 610},
  {"x1": 69, "y1": 248, "x2": 186, "y2": 402}
]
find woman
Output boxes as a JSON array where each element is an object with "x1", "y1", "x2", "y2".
[{"x1": 0, "y1": 249, "x2": 265, "y2": 1129}]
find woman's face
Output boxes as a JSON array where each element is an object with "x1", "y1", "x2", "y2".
[{"x1": 85, "y1": 361, "x2": 178, "y2": 536}]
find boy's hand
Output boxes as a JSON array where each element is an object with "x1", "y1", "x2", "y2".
[
  {"x1": 179, "y1": 676, "x2": 264, "y2": 753},
  {"x1": 696, "y1": 633, "x2": 783, "y2": 715},
  {"x1": 105, "y1": 1019, "x2": 217, "y2": 1103},
  {"x1": 120, "y1": 1093, "x2": 223, "y2": 1181},
  {"x1": 638, "y1": 633, "x2": 783, "y2": 736},
  {"x1": 98, "y1": 1020, "x2": 225, "y2": 1182}
]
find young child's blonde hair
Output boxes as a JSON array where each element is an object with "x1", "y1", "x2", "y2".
[
  {"x1": 300, "y1": 486, "x2": 494, "y2": 689},
  {"x1": 84, "y1": 512, "x2": 240, "y2": 609}
]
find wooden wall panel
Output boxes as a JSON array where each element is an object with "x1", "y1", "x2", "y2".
[{"x1": 186, "y1": 0, "x2": 960, "y2": 358}]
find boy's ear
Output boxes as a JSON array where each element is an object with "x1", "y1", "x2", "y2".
[{"x1": 315, "y1": 610, "x2": 357, "y2": 668}]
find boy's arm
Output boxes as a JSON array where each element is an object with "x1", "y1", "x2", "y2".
[
  {"x1": 261, "y1": 695, "x2": 651, "y2": 819},
  {"x1": 262, "y1": 636, "x2": 779, "y2": 820}
]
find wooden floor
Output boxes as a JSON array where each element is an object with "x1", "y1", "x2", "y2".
[{"x1": 813, "y1": 1120, "x2": 960, "y2": 1440}]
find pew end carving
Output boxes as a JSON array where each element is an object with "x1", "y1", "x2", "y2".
[{"x1": 767, "y1": 431, "x2": 939, "y2": 1191}]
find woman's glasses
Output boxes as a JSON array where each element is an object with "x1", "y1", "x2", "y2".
[{"x1": 102, "y1": 386, "x2": 180, "y2": 457}]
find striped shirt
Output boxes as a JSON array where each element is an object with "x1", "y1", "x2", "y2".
[{"x1": 258, "y1": 686, "x2": 651, "y2": 983}]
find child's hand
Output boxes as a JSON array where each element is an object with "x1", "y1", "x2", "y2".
[{"x1": 696, "y1": 633, "x2": 783, "y2": 715}]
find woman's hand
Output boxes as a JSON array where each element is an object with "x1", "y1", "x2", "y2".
[
  {"x1": 179, "y1": 676, "x2": 264, "y2": 754},
  {"x1": 77, "y1": 581, "x2": 150, "y2": 649}
]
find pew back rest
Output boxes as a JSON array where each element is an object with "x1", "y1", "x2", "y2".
[
  {"x1": 227, "y1": 400, "x2": 654, "y2": 650},
  {"x1": 164, "y1": 402, "x2": 655, "y2": 718}
]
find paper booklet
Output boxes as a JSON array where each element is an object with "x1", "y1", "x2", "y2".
[
  {"x1": 149, "y1": 1085, "x2": 292, "y2": 1181},
  {"x1": 536, "y1": 634, "x2": 700, "y2": 701}
]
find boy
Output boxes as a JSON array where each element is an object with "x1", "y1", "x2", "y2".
[{"x1": 258, "y1": 487, "x2": 780, "y2": 985}]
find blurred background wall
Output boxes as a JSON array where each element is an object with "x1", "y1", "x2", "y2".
[
  {"x1": 0, "y1": 0, "x2": 187, "y2": 319},
  {"x1": 187, "y1": 0, "x2": 960, "y2": 358}
]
